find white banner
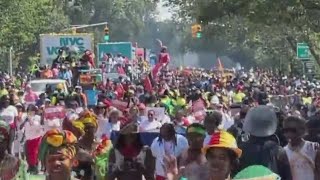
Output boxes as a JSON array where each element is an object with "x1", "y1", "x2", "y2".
[{"x1": 40, "y1": 34, "x2": 93, "y2": 65}]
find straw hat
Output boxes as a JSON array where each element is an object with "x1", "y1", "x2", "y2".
[{"x1": 202, "y1": 130, "x2": 242, "y2": 158}]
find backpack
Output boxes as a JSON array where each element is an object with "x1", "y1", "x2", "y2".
[{"x1": 238, "y1": 140, "x2": 280, "y2": 175}]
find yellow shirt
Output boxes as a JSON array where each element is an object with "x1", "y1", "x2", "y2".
[
  {"x1": 302, "y1": 97, "x2": 312, "y2": 105},
  {"x1": 233, "y1": 92, "x2": 246, "y2": 103},
  {"x1": 0, "y1": 89, "x2": 8, "y2": 98}
]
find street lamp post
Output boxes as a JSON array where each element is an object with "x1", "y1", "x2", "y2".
[{"x1": 9, "y1": 47, "x2": 13, "y2": 76}]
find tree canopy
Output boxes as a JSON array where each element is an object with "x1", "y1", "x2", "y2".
[
  {"x1": 0, "y1": 0, "x2": 159, "y2": 71},
  {"x1": 165, "y1": 0, "x2": 320, "y2": 73}
]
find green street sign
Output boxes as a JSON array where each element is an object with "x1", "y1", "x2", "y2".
[{"x1": 297, "y1": 43, "x2": 310, "y2": 60}]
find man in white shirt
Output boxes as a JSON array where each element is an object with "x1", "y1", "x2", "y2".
[
  {"x1": 139, "y1": 110, "x2": 162, "y2": 132},
  {"x1": 115, "y1": 53, "x2": 124, "y2": 68}
]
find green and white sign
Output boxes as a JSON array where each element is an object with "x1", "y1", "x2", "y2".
[
  {"x1": 40, "y1": 34, "x2": 93, "y2": 65},
  {"x1": 97, "y1": 42, "x2": 133, "y2": 64},
  {"x1": 297, "y1": 43, "x2": 311, "y2": 60}
]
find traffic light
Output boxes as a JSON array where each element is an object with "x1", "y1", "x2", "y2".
[
  {"x1": 104, "y1": 26, "x2": 110, "y2": 41},
  {"x1": 191, "y1": 24, "x2": 202, "y2": 38}
]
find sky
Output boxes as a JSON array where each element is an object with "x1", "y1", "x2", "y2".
[{"x1": 156, "y1": 0, "x2": 172, "y2": 21}]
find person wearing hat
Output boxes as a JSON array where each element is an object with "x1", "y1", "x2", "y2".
[
  {"x1": 51, "y1": 83, "x2": 66, "y2": 106},
  {"x1": 167, "y1": 130, "x2": 242, "y2": 180},
  {"x1": 71, "y1": 110, "x2": 98, "y2": 179},
  {"x1": 201, "y1": 130, "x2": 242, "y2": 180},
  {"x1": 238, "y1": 105, "x2": 292, "y2": 180},
  {"x1": 177, "y1": 123, "x2": 207, "y2": 180},
  {"x1": 108, "y1": 123, "x2": 155, "y2": 180},
  {"x1": 0, "y1": 120, "x2": 22, "y2": 179},
  {"x1": 37, "y1": 129, "x2": 78, "y2": 180}
]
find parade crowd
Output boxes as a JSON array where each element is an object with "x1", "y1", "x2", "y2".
[{"x1": 0, "y1": 48, "x2": 319, "y2": 180}]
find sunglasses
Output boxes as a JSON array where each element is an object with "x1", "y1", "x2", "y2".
[
  {"x1": 282, "y1": 128, "x2": 298, "y2": 133},
  {"x1": 148, "y1": 113, "x2": 154, "y2": 116}
]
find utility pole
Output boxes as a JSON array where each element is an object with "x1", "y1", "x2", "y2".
[{"x1": 9, "y1": 46, "x2": 13, "y2": 76}]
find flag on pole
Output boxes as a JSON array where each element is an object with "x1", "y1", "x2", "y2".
[
  {"x1": 216, "y1": 57, "x2": 224, "y2": 74},
  {"x1": 216, "y1": 57, "x2": 224, "y2": 72},
  {"x1": 143, "y1": 75, "x2": 153, "y2": 93},
  {"x1": 152, "y1": 63, "x2": 163, "y2": 78}
]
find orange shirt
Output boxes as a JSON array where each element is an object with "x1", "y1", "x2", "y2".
[{"x1": 41, "y1": 69, "x2": 53, "y2": 78}]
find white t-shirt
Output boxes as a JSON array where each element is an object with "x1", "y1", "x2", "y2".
[
  {"x1": 24, "y1": 115, "x2": 44, "y2": 140},
  {"x1": 164, "y1": 140, "x2": 175, "y2": 155},
  {"x1": 96, "y1": 116, "x2": 111, "y2": 140},
  {"x1": 0, "y1": 105, "x2": 18, "y2": 125},
  {"x1": 220, "y1": 112, "x2": 234, "y2": 130},
  {"x1": 104, "y1": 121, "x2": 121, "y2": 138},
  {"x1": 116, "y1": 56, "x2": 124, "y2": 64},
  {"x1": 284, "y1": 141, "x2": 319, "y2": 180},
  {"x1": 139, "y1": 119, "x2": 162, "y2": 132}
]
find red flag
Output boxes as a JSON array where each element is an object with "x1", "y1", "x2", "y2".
[
  {"x1": 117, "y1": 66, "x2": 126, "y2": 74},
  {"x1": 115, "y1": 84, "x2": 125, "y2": 99},
  {"x1": 152, "y1": 63, "x2": 163, "y2": 78},
  {"x1": 143, "y1": 76, "x2": 153, "y2": 93}
]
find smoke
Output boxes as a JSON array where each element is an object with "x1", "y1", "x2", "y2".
[{"x1": 169, "y1": 51, "x2": 238, "y2": 69}]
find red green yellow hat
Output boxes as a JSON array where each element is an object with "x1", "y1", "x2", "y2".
[{"x1": 202, "y1": 130, "x2": 242, "y2": 158}]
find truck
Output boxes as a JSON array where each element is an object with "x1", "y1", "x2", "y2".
[{"x1": 40, "y1": 33, "x2": 94, "y2": 66}]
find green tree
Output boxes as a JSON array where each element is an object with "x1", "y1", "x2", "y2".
[
  {"x1": 66, "y1": 0, "x2": 158, "y2": 42},
  {"x1": 165, "y1": 0, "x2": 320, "y2": 71},
  {"x1": 0, "y1": 0, "x2": 68, "y2": 70}
]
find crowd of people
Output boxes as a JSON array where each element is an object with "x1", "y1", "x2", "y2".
[{"x1": 0, "y1": 47, "x2": 319, "y2": 180}]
